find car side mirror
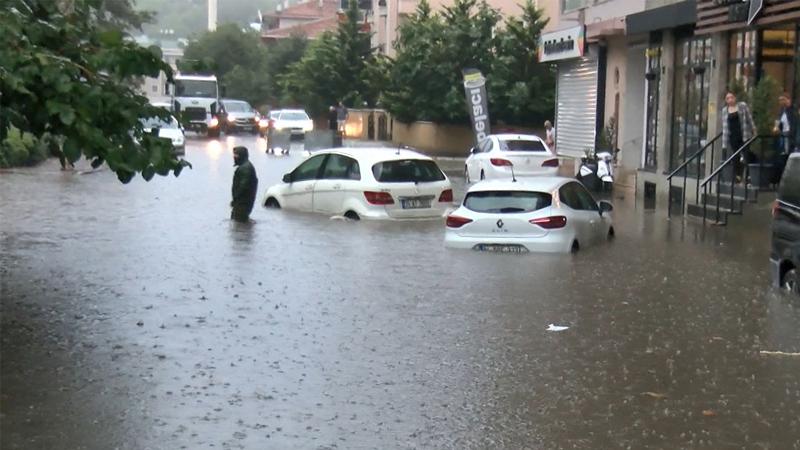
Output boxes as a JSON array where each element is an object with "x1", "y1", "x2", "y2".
[
  {"x1": 598, "y1": 200, "x2": 613, "y2": 215},
  {"x1": 282, "y1": 173, "x2": 292, "y2": 183},
  {"x1": 470, "y1": 147, "x2": 478, "y2": 154}
]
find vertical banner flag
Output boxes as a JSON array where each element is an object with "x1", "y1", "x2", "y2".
[{"x1": 462, "y1": 69, "x2": 490, "y2": 144}]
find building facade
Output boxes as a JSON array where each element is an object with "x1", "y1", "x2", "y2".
[{"x1": 629, "y1": 0, "x2": 800, "y2": 200}]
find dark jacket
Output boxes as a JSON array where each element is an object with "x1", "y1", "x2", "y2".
[
  {"x1": 779, "y1": 106, "x2": 798, "y2": 151},
  {"x1": 232, "y1": 160, "x2": 258, "y2": 212}
]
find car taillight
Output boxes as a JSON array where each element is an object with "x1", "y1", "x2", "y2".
[
  {"x1": 446, "y1": 215, "x2": 473, "y2": 228},
  {"x1": 364, "y1": 191, "x2": 394, "y2": 205},
  {"x1": 490, "y1": 158, "x2": 513, "y2": 167},
  {"x1": 439, "y1": 189, "x2": 453, "y2": 202},
  {"x1": 530, "y1": 216, "x2": 567, "y2": 229},
  {"x1": 772, "y1": 200, "x2": 781, "y2": 219},
  {"x1": 542, "y1": 158, "x2": 559, "y2": 167}
]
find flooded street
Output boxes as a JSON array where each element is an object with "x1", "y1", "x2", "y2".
[{"x1": 2, "y1": 135, "x2": 799, "y2": 449}]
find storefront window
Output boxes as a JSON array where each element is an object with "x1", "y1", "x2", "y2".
[
  {"x1": 670, "y1": 36, "x2": 713, "y2": 172},
  {"x1": 643, "y1": 41, "x2": 662, "y2": 170},
  {"x1": 727, "y1": 30, "x2": 757, "y2": 92}
]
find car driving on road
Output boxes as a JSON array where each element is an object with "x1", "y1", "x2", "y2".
[
  {"x1": 770, "y1": 153, "x2": 800, "y2": 294},
  {"x1": 263, "y1": 148, "x2": 454, "y2": 220},
  {"x1": 140, "y1": 114, "x2": 185, "y2": 155},
  {"x1": 221, "y1": 99, "x2": 260, "y2": 134},
  {"x1": 465, "y1": 134, "x2": 559, "y2": 182},
  {"x1": 445, "y1": 178, "x2": 614, "y2": 253},
  {"x1": 270, "y1": 109, "x2": 314, "y2": 136}
]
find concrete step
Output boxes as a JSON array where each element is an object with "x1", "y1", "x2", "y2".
[
  {"x1": 700, "y1": 193, "x2": 746, "y2": 213},
  {"x1": 715, "y1": 182, "x2": 759, "y2": 203},
  {"x1": 686, "y1": 203, "x2": 732, "y2": 225}
]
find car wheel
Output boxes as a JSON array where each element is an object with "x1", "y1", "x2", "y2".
[
  {"x1": 264, "y1": 197, "x2": 280, "y2": 209},
  {"x1": 782, "y1": 268, "x2": 799, "y2": 295},
  {"x1": 607, "y1": 226, "x2": 615, "y2": 240},
  {"x1": 464, "y1": 166, "x2": 471, "y2": 184},
  {"x1": 344, "y1": 211, "x2": 360, "y2": 221},
  {"x1": 570, "y1": 240, "x2": 580, "y2": 253},
  {"x1": 480, "y1": 170, "x2": 485, "y2": 181}
]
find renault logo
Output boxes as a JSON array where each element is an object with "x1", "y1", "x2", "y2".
[{"x1": 496, "y1": 219, "x2": 504, "y2": 228}]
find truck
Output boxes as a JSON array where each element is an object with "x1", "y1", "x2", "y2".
[{"x1": 169, "y1": 74, "x2": 223, "y2": 137}]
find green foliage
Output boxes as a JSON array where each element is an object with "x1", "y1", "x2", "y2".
[
  {"x1": 383, "y1": 0, "x2": 552, "y2": 126},
  {"x1": 178, "y1": 25, "x2": 307, "y2": 107},
  {"x1": 0, "y1": 0, "x2": 190, "y2": 181},
  {"x1": 490, "y1": 0, "x2": 554, "y2": 126},
  {"x1": 0, "y1": 127, "x2": 48, "y2": 168},
  {"x1": 750, "y1": 75, "x2": 779, "y2": 136},
  {"x1": 281, "y1": 0, "x2": 380, "y2": 116}
]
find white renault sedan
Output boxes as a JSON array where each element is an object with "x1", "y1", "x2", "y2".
[
  {"x1": 465, "y1": 134, "x2": 558, "y2": 182},
  {"x1": 263, "y1": 148, "x2": 454, "y2": 220},
  {"x1": 445, "y1": 178, "x2": 614, "y2": 253}
]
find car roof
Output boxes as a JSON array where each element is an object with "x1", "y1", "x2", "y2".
[
  {"x1": 467, "y1": 177, "x2": 573, "y2": 193},
  {"x1": 275, "y1": 109, "x2": 308, "y2": 115},
  {"x1": 488, "y1": 134, "x2": 544, "y2": 142},
  {"x1": 310, "y1": 147, "x2": 434, "y2": 164},
  {"x1": 222, "y1": 99, "x2": 250, "y2": 104}
]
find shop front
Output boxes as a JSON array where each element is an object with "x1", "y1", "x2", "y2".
[{"x1": 540, "y1": 25, "x2": 600, "y2": 159}]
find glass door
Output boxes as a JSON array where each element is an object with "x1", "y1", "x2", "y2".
[{"x1": 670, "y1": 36, "x2": 713, "y2": 173}]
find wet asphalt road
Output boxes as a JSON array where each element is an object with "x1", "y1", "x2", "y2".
[{"x1": 1, "y1": 134, "x2": 800, "y2": 449}]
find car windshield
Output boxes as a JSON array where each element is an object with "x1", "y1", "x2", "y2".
[
  {"x1": 140, "y1": 116, "x2": 179, "y2": 129},
  {"x1": 498, "y1": 139, "x2": 547, "y2": 152},
  {"x1": 372, "y1": 159, "x2": 446, "y2": 183},
  {"x1": 279, "y1": 111, "x2": 310, "y2": 121},
  {"x1": 464, "y1": 191, "x2": 552, "y2": 213},
  {"x1": 224, "y1": 102, "x2": 251, "y2": 113},
  {"x1": 175, "y1": 80, "x2": 217, "y2": 98}
]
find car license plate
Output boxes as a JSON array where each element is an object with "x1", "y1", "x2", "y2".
[
  {"x1": 474, "y1": 244, "x2": 528, "y2": 253},
  {"x1": 401, "y1": 198, "x2": 432, "y2": 209}
]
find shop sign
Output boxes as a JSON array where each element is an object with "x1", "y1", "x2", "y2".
[
  {"x1": 462, "y1": 69, "x2": 491, "y2": 143},
  {"x1": 538, "y1": 26, "x2": 585, "y2": 63},
  {"x1": 728, "y1": 1, "x2": 750, "y2": 22},
  {"x1": 747, "y1": 0, "x2": 764, "y2": 24}
]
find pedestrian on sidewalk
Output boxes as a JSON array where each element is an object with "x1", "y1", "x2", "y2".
[
  {"x1": 721, "y1": 91, "x2": 756, "y2": 182},
  {"x1": 774, "y1": 92, "x2": 797, "y2": 155},
  {"x1": 336, "y1": 101, "x2": 348, "y2": 134},
  {"x1": 544, "y1": 120, "x2": 555, "y2": 149},
  {"x1": 231, "y1": 146, "x2": 258, "y2": 223}
]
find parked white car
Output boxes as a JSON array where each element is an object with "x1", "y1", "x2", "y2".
[
  {"x1": 444, "y1": 178, "x2": 614, "y2": 253},
  {"x1": 465, "y1": 134, "x2": 559, "y2": 182},
  {"x1": 263, "y1": 148, "x2": 454, "y2": 220},
  {"x1": 271, "y1": 109, "x2": 314, "y2": 135},
  {"x1": 140, "y1": 115, "x2": 185, "y2": 154}
]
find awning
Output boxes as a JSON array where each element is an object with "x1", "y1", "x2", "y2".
[{"x1": 626, "y1": 0, "x2": 697, "y2": 35}]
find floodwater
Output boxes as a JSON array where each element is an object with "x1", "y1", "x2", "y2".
[{"x1": 1, "y1": 135, "x2": 799, "y2": 449}]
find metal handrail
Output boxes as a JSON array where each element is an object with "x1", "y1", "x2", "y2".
[
  {"x1": 699, "y1": 135, "x2": 761, "y2": 225},
  {"x1": 667, "y1": 133, "x2": 721, "y2": 218}
]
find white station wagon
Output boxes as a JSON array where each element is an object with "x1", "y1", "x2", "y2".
[
  {"x1": 263, "y1": 148, "x2": 454, "y2": 220},
  {"x1": 445, "y1": 178, "x2": 614, "y2": 253}
]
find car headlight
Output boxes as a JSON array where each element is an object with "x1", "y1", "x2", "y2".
[
  {"x1": 303, "y1": 123, "x2": 314, "y2": 132},
  {"x1": 259, "y1": 119, "x2": 269, "y2": 128},
  {"x1": 227, "y1": 116, "x2": 236, "y2": 123},
  {"x1": 209, "y1": 117, "x2": 219, "y2": 128}
]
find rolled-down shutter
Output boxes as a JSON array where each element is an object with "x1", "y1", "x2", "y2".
[{"x1": 555, "y1": 50, "x2": 599, "y2": 158}]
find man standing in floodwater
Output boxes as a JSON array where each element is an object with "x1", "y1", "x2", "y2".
[{"x1": 231, "y1": 146, "x2": 258, "y2": 223}]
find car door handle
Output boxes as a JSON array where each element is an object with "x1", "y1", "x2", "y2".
[{"x1": 332, "y1": 184, "x2": 341, "y2": 190}]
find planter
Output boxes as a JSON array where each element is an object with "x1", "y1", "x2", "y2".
[{"x1": 748, "y1": 163, "x2": 775, "y2": 189}]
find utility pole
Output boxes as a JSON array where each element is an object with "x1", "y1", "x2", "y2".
[{"x1": 208, "y1": 0, "x2": 218, "y2": 31}]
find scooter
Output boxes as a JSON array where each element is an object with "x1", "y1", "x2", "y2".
[{"x1": 577, "y1": 151, "x2": 614, "y2": 191}]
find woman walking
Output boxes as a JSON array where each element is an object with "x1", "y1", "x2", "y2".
[
  {"x1": 544, "y1": 120, "x2": 555, "y2": 150},
  {"x1": 720, "y1": 91, "x2": 756, "y2": 182}
]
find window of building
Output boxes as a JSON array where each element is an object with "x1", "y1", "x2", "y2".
[
  {"x1": 643, "y1": 39, "x2": 662, "y2": 170},
  {"x1": 670, "y1": 35, "x2": 713, "y2": 172},
  {"x1": 727, "y1": 30, "x2": 758, "y2": 93}
]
